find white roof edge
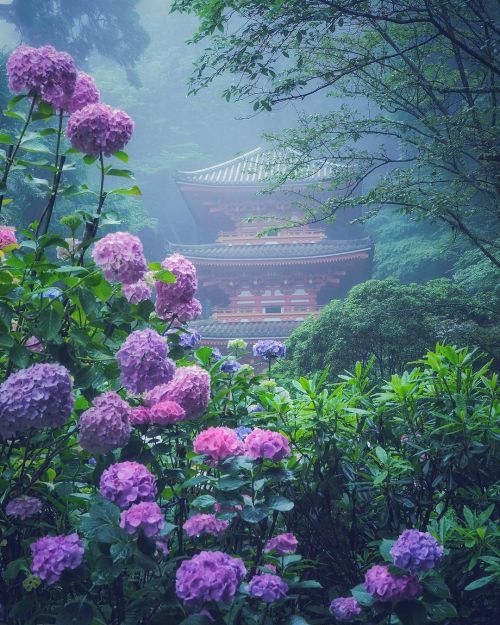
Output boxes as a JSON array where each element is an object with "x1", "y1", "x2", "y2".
[{"x1": 178, "y1": 147, "x2": 263, "y2": 176}]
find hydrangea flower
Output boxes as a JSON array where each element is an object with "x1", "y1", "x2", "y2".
[
  {"x1": 155, "y1": 253, "x2": 197, "y2": 319},
  {"x1": 122, "y1": 279, "x2": 152, "y2": 304},
  {"x1": 264, "y1": 533, "x2": 298, "y2": 555},
  {"x1": 0, "y1": 225, "x2": 17, "y2": 249},
  {"x1": 156, "y1": 536, "x2": 169, "y2": 557},
  {"x1": 67, "y1": 103, "x2": 134, "y2": 156},
  {"x1": 234, "y1": 426, "x2": 252, "y2": 441},
  {"x1": 244, "y1": 428, "x2": 291, "y2": 462},
  {"x1": 220, "y1": 359, "x2": 241, "y2": 374},
  {"x1": 146, "y1": 366, "x2": 210, "y2": 419},
  {"x1": 183, "y1": 513, "x2": 229, "y2": 538},
  {"x1": 0, "y1": 363, "x2": 73, "y2": 439},
  {"x1": 120, "y1": 501, "x2": 164, "y2": 537},
  {"x1": 227, "y1": 339, "x2": 248, "y2": 354},
  {"x1": 25, "y1": 335, "x2": 43, "y2": 353},
  {"x1": 211, "y1": 347, "x2": 222, "y2": 362},
  {"x1": 390, "y1": 529, "x2": 444, "y2": 572},
  {"x1": 116, "y1": 329, "x2": 175, "y2": 394},
  {"x1": 6, "y1": 496, "x2": 42, "y2": 520},
  {"x1": 56, "y1": 237, "x2": 81, "y2": 260},
  {"x1": 174, "y1": 297, "x2": 202, "y2": 323},
  {"x1": 252, "y1": 340, "x2": 286, "y2": 359},
  {"x1": 92, "y1": 231, "x2": 147, "y2": 284},
  {"x1": 248, "y1": 404, "x2": 264, "y2": 414},
  {"x1": 149, "y1": 400, "x2": 186, "y2": 425},
  {"x1": 248, "y1": 573, "x2": 288, "y2": 603},
  {"x1": 179, "y1": 330, "x2": 202, "y2": 349},
  {"x1": 329, "y1": 597, "x2": 362, "y2": 622},
  {"x1": 129, "y1": 406, "x2": 151, "y2": 426},
  {"x1": 6, "y1": 45, "x2": 40, "y2": 93},
  {"x1": 99, "y1": 461, "x2": 156, "y2": 509},
  {"x1": 193, "y1": 427, "x2": 244, "y2": 463},
  {"x1": 176, "y1": 551, "x2": 246, "y2": 606},
  {"x1": 63, "y1": 71, "x2": 99, "y2": 113},
  {"x1": 364, "y1": 565, "x2": 422, "y2": 602},
  {"x1": 30, "y1": 533, "x2": 84, "y2": 585},
  {"x1": 78, "y1": 391, "x2": 131, "y2": 454}
]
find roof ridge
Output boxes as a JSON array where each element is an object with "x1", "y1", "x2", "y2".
[{"x1": 177, "y1": 147, "x2": 263, "y2": 176}]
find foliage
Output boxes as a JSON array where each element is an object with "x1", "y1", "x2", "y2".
[
  {"x1": 274, "y1": 279, "x2": 499, "y2": 381},
  {"x1": 171, "y1": 0, "x2": 500, "y2": 268}
]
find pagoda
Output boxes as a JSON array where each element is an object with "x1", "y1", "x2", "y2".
[{"x1": 173, "y1": 147, "x2": 373, "y2": 349}]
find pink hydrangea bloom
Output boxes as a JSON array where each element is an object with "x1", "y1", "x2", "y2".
[
  {"x1": 183, "y1": 513, "x2": 229, "y2": 538},
  {"x1": 78, "y1": 391, "x2": 131, "y2": 454},
  {"x1": 116, "y1": 329, "x2": 175, "y2": 394},
  {"x1": 92, "y1": 232, "x2": 147, "y2": 284},
  {"x1": 248, "y1": 573, "x2": 288, "y2": 603},
  {"x1": 67, "y1": 103, "x2": 133, "y2": 156},
  {"x1": 149, "y1": 400, "x2": 186, "y2": 425},
  {"x1": 99, "y1": 461, "x2": 156, "y2": 509},
  {"x1": 0, "y1": 226, "x2": 17, "y2": 249},
  {"x1": 264, "y1": 533, "x2": 298, "y2": 555},
  {"x1": 120, "y1": 501, "x2": 164, "y2": 537},
  {"x1": 145, "y1": 366, "x2": 210, "y2": 419},
  {"x1": 155, "y1": 253, "x2": 198, "y2": 319},
  {"x1": 244, "y1": 428, "x2": 291, "y2": 462},
  {"x1": 122, "y1": 279, "x2": 152, "y2": 304},
  {"x1": 63, "y1": 71, "x2": 100, "y2": 113},
  {"x1": 193, "y1": 427, "x2": 243, "y2": 463},
  {"x1": 6, "y1": 496, "x2": 42, "y2": 520},
  {"x1": 364, "y1": 564, "x2": 422, "y2": 602},
  {"x1": 176, "y1": 551, "x2": 246, "y2": 606},
  {"x1": 129, "y1": 406, "x2": 151, "y2": 426},
  {"x1": 30, "y1": 533, "x2": 84, "y2": 585}
]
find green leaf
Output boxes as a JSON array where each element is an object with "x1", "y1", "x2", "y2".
[
  {"x1": 216, "y1": 477, "x2": 248, "y2": 491},
  {"x1": 191, "y1": 495, "x2": 216, "y2": 509},
  {"x1": 55, "y1": 601, "x2": 93, "y2": 625},
  {"x1": 425, "y1": 600, "x2": 458, "y2": 621},
  {"x1": 379, "y1": 538, "x2": 395, "y2": 562},
  {"x1": 0, "y1": 132, "x2": 14, "y2": 145},
  {"x1": 9, "y1": 342, "x2": 30, "y2": 368},
  {"x1": 267, "y1": 495, "x2": 294, "y2": 511},
  {"x1": 83, "y1": 154, "x2": 98, "y2": 165},
  {"x1": 4, "y1": 558, "x2": 28, "y2": 581},
  {"x1": 108, "y1": 185, "x2": 142, "y2": 196},
  {"x1": 422, "y1": 573, "x2": 451, "y2": 599},
  {"x1": 105, "y1": 168, "x2": 134, "y2": 178},
  {"x1": 240, "y1": 505, "x2": 269, "y2": 524},
  {"x1": 373, "y1": 469, "x2": 388, "y2": 485},
  {"x1": 464, "y1": 575, "x2": 495, "y2": 591},
  {"x1": 35, "y1": 306, "x2": 63, "y2": 340},
  {"x1": 375, "y1": 446, "x2": 388, "y2": 464},
  {"x1": 287, "y1": 617, "x2": 310, "y2": 625},
  {"x1": 154, "y1": 269, "x2": 175, "y2": 283},
  {"x1": 395, "y1": 600, "x2": 427, "y2": 625},
  {"x1": 113, "y1": 150, "x2": 129, "y2": 162},
  {"x1": 291, "y1": 580, "x2": 322, "y2": 589},
  {"x1": 8, "y1": 94, "x2": 26, "y2": 109},
  {"x1": 351, "y1": 584, "x2": 374, "y2": 607}
]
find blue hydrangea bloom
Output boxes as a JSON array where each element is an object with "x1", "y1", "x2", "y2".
[
  {"x1": 252, "y1": 340, "x2": 286, "y2": 359},
  {"x1": 220, "y1": 359, "x2": 241, "y2": 374},
  {"x1": 234, "y1": 426, "x2": 252, "y2": 441},
  {"x1": 390, "y1": 529, "x2": 444, "y2": 572},
  {"x1": 179, "y1": 330, "x2": 202, "y2": 349}
]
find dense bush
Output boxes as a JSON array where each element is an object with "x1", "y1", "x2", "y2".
[{"x1": 0, "y1": 46, "x2": 498, "y2": 625}]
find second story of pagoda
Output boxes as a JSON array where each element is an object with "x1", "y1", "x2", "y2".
[{"x1": 173, "y1": 147, "x2": 373, "y2": 340}]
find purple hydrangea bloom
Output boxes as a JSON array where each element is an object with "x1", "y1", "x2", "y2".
[
  {"x1": 220, "y1": 359, "x2": 241, "y2": 374},
  {"x1": 92, "y1": 232, "x2": 147, "y2": 284},
  {"x1": 30, "y1": 533, "x2": 84, "y2": 585},
  {"x1": 364, "y1": 564, "x2": 422, "y2": 602},
  {"x1": 116, "y1": 329, "x2": 175, "y2": 394},
  {"x1": 211, "y1": 348, "x2": 222, "y2": 362},
  {"x1": 41, "y1": 286, "x2": 63, "y2": 300},
  {"x1": 244, "y1": 428, "x2": 291, "y2": 462},
  {"x1": 179, "y1": 330, "x2": 202, "y2": 349},
  {"x1": 6, "y1": 45, "x2": 40, "y2": 93},
  {"x1": 6, "y1": 496, "x2": 42, "y2": 520},
  {"x1": 330, "y1": 597, "x2": 362, "y2": 621},
  {"x1": 78, "y1": 392, "x2": 131, "y2": 454},
  {"x1": 156, "y1": 536, "x2": 169, "y2": 556},
  {"x1": 25, "y1": 335, "x2": 43, "y2": 353},
  {"x1": 99, "y1": 461, "x2": 156, "y2": 509},
  {"x1": 120, "y1": 501, "x2": 164, "y2": 537},
  {"x1": 248, "y1": 404, "x2": 264, "y2": 414},
  {"x1": 122, "y1": 279, "x2": 152, "y2": 304},
  {"x1": 172, "y1": 297, "x2": 202, "y2": 323},
  {"x1": 155, "y1": 254, "x2": 198, "y2": 319},
  {"x1": 391, "y1": 529, "x2": 444, "y2": 572},
  {"x1": 248, "y1": 573, "x2": 288, "y2": 603},
  {"x1": 0, "y1": 363, "x2": 73, "y2": 439},
  {"x1": 176, "y1": 551, "x2": 246, "y2": 606},
  {"x1": 252, "y1": 340, "x2": 286, "y2": 360},
  {"x1": 149, "y1": 400, "x2": 186, "y2": 425},
  {"x1": 146, "y1": 366, "x2": 210, "y2": 419},
  {"x1": 264, "y1": 533, "x2": 298, "y2": 555},
  {"x1": 64, "y1": 71, "x2": 100, "y2": 113},
  {"x1": 67, "y1": 103, "x2": 133, "y2": 156},
  {"x1": 183, "y1": 513, "x2": 229, "y2": 538},
  {"x1": 129, "y1": 406, "x2": 151, "y2": 426},
  {"x1": 235, "y1": 426, "x2": 252, "y2": 441}
]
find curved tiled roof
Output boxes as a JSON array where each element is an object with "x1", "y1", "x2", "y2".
[
  {"x1": 191, "y1": 319, "x2": 302, "y2": 339},
  {"x1": 176, "y1": 147, "x2": 339, "y2": 186},
  {"x1": 169, "y1": 238, "x2": 372, "y2": 260}
]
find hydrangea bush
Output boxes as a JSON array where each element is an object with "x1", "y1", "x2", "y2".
[{"x1": 0, "y1": 46, "x2": 498, "y2": 625}]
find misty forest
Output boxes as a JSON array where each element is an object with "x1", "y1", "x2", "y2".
[{"x1": 0, "y1": 1, "x2": 499, "y2": 624}]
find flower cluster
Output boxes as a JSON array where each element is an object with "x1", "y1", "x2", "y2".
[
  {"x1": 92, "y1": 232, "x2": 147, "y2": 285},
  {"x1": 183, "y1": 513, "x2": 229, "y2": 538},
  {"x1": 329, "y1": 597, "x2": 362, "y2": 622},
  {"x1": 193, "y1": 427, "x2": 243, "y2": 463},
  {"x1": 116, "y1": 329, "x2": 175, "y2": 394},
  {"x1": 122, "y1": 279, "x2": 152, "y2": 304},
  {"x1": 264, "y1": 533, "x2": 298, "y2": 555},
  {"x1": 64, "y1": 71, "x2": 100, "y2": 113},
  {"x1": 244, "y1": 428, "x2": 291, "y2": 462},
  {"x1": 67, "y1": 102, "x2": 134, "y2": 156},
  {"x1": 248, "y1": 573, "x2": 288, "y2": 603},
  {"x1": 147, "y1": 366, "x2": 210, "y2": 419},
  {"x1": 30, "y1": 534, "x2": 84, "y2": 585},
  {"x1": 25, "y1": 335, "x2": 43, "y2": 353},
  {"x1": 155, "y1": 253, "x2": 200, "y2": 321},
  {"x1": 78, "y1": 391, "x2": 131, "y2": 454},
  {"x1": 364, "y1": 564, "x2": 422, "y2": 602},
  {"x1": 390, "y1": 529, "x2": 444, "y2": 572},
  {"x1": 220, "y1": 359, "x2": 241, "y2": 374},
  {"x1": 252, "y1": 339, "x2": 286, "y2": 359},
  {"x1": 99, "y1": 461, "x2": 156, "y2": 509},
  {"x1": 0, "y1": 226, "x2": 17, "y2": 249},
  {"x1": 234, "y1": 426, "x2": 252, "y2": 441},
  {"x1": 120, "y1": 502, "x2": 164, "y2": 538},
  {"x1": 173, "y1": 297, "x2": 202, "y2": 323},
  {"x1": 179, "y1": 330, "x2": 202, "y2": 349},
  {"x1": 227, "y1": 338, "x2": 247, "y2": 354},
  {"x1": 129, "y1": 406, "x2": 151, "y2": 426},
  {"x1": 176, "y1": 551, "x2": 246, "y2": 606},
  {"x1": 149, "y1": 400, "x2": 186, "y2": 425},
  {"x1": 6, "y1": 496, "x2": 42, "y2": 520},
  {"x1": 0, "y1": 363, "x2": 74, "y2": 439}
]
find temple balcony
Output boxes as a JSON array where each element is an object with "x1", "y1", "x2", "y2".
[{"x1": 212, "y1": 308, "x2": 322, "y2": 322}]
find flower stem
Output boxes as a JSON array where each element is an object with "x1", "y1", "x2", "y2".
[{"x1": 78, "y1": 152, "x2": 107, "y2": 264}]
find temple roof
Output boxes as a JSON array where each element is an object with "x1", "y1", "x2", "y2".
[
  {"x1": 191, "y1": 319, "x2": 302, "y2": 339},
  {"x1": 175, "y1": 147, "x2": 338, "y2": 187},
  {"x1": 169, "y1": 238, "x2": 372, "y2": 261}
]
